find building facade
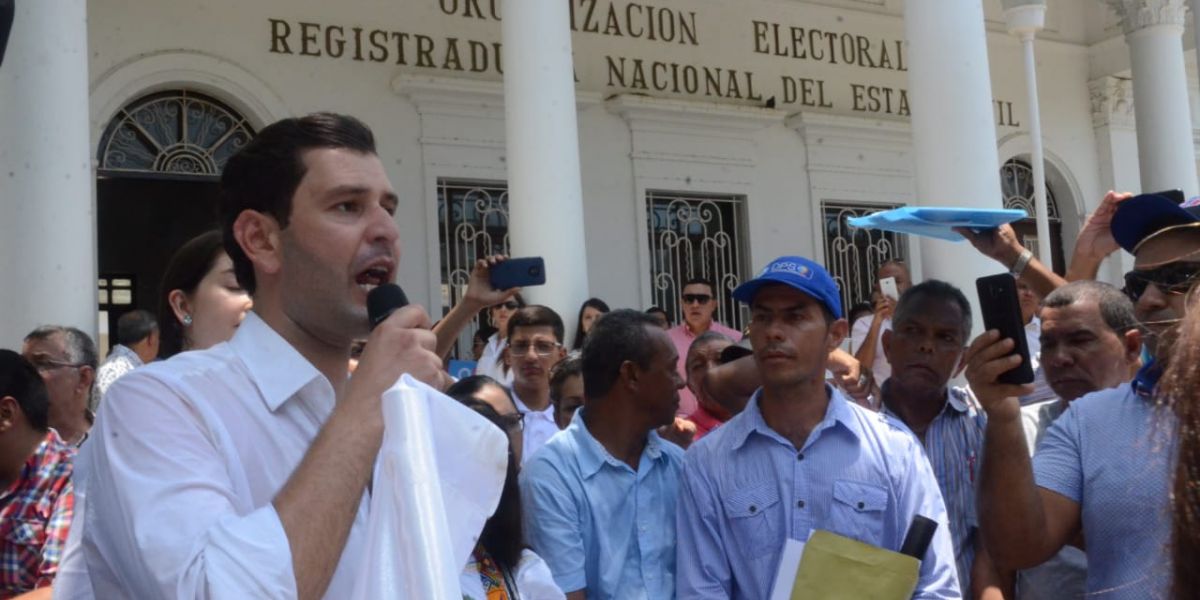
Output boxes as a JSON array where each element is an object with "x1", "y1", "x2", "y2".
[{"x1": 2, "y1": 0, "x2": 1196, "y2": 355}]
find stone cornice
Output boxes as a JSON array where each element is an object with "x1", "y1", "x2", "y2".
[
  {"x1": 1103, "y1": 0, "x2": 1188, "y2": 34},
  {"x1": 1089, "y1": 76, "x2": 1136, "y2": 130}
]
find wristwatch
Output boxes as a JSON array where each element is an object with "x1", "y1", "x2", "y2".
[{"x1": 1009, "y1": 249, "x2": 1033, "y2": 277}]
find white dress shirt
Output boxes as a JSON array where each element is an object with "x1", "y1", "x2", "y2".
[
  {"x1": 512, "y1": 389, "x2": 559, "y2": 466},
  {"x1": 475, "y1": 334, "x2": 514, "y2": 386},
  {"x1": 72, "y1": 313, "x2": 365, "y2": 599},
  {"x1": 849, "y1": 315, "x2": 892, "y2": 384}
]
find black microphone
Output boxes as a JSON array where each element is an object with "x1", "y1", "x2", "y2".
[
  {"x1": 899, "y1": 515, "x2": 938, "y2": 560},
  {"x1": 367, "y1": 283, "x2": 409, "y2": 331}
]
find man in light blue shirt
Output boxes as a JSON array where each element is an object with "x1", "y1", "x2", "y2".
[
  {"x1": 971, "y1": 192, "x2": 1199, "y2": 599},
  {"x1": 520, "y1": 309, "x2": 686, "y2": 599},
  {"x1": 676, "y1": 256, "x2": 961, "y2": 599},
  {"x1": 880, "y1": 281, "x2": 1000, "y2": 596}
]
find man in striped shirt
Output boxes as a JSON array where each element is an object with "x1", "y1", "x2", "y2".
[{"x1": 880, "y1": 281, "x2": 1006, "y2": 598}]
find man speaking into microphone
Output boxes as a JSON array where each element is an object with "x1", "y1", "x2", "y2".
[{"x1": 72, "y1": 113, "x2": 462, "y2": 599}]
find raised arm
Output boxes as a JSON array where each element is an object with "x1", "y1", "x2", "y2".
[
  {"x1": 1064, "y1": 191, "x2": 1133, "y2": 282},
  {"x1": 965, "y1": 331, "x2": 1082, "y2": 571},
  {"x1": 954, "y1": 225, "x2": 1067, "y2": 298},
  {"x1": 431, "y1": 255, "x2": 519, "y2": 359}
]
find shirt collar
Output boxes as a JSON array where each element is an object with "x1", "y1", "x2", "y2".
[
  {"x1": 729, "y1": 385, "x2": 861, "y2": 452},
  {"x1": 228, "y1": 312, "x2": 326, "y2": 412},
  {"x1": 569, "y1": 409, "x2": 666, "y2": 479},
  {"x1": 512, "y1": 389, "x2": 554, "y2": 419},
  {"x1": 1133, "y1": 357, "x2": 1161, "y2": 398},
  {"x1": 882, "y1": 386, "x2": 972, "y2": 422},
  {"x1": 111, "y1": 344, "x2": 144, "y2": 367}
]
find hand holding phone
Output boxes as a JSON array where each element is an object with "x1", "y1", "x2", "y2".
[
  {"x1": 975, "y1": 274, "x2": 1035, "y2": 385},
  {"x1": 879, "y1": 276, "x2": 900, "y2": 302},
  {"x1": 489, "y1": 256, "x2": 546, "y2": 290}
]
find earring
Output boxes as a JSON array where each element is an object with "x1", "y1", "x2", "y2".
[{"x1": 182, "y1": 314, "x2": 193, "y2": 326}]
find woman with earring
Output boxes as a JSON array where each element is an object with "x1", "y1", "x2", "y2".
[{"x1": 157, "y1": 230, "x2": 254, "y2": 358}]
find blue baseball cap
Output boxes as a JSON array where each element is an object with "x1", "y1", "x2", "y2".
[
  {"x1": 1111, "y1": 192, "x2": 1200, "y2": 254},
  {"x1": 732, "y1": 256, "x2": 843, "y2": 319}
]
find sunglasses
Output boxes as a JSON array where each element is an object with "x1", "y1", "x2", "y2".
[
  {"x1": 494, "y1": 301, "x2": 520, "y2": 311},
  {"x1": 682, "y1": 294, "x2": 713, "y2": 305},
  {"x1": 498, "y1": 412, "x2": 525, "y2": 432},
  {"x1": 1123, "y1": 262, "x2": 1200, "y2": 301}
]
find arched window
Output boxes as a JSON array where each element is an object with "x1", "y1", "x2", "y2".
[
  {"x1": 98, "y1": 90, "x2": 255, "y2": 179},
  {"x1": 1000, "y1": 158, "x2": 1059, "y2": 221},
  {"x1": 1000, "y1": 158, "x2": 1065, "y2": 274}
]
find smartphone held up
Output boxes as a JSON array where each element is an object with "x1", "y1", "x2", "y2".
[{"x1": 975, "y1": 274, "x2": 1035, "y2": 385}]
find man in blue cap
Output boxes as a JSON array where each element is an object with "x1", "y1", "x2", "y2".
[
  {"x1": 971, "y1": 192, "x2": 1200, "y2": 599},
  {"x1": 675, "y1": 256, "x2": 960, "y2": 599}
]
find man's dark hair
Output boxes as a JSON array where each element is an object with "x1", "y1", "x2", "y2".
[
  {"x1": 507, "y1": 305, "x2": 565, "y2": 343},
  {"x1": 219, "y1": 113, "x2": 377, "y2": 294},
  {"x1": 686, "y1": 330, "x2": 733, "y2": 368},
  {"x1": 893, "y1": 280, "x2": 973, "y2": 339},
  {"x1": 0, "y1": 350, "x2": 50, "y2": 431},
  {"x1": 683, "y1": 277, "x2": 716, "y2": 296},
  {"x1": 643, "y1": 307, "x2": 672, "y2": 326},
  {"x1": 1043, "y1": 280, "x2": 1138, "y2": 335},
  {"x1": 25, "y1": 326, "x2": 98, "y2": 369},
  {"x1": 550, "y1": 352, "x2": 583, "y2": 402},
  {"x1": 445, "y1": 375, "x2": 517, "y2": 412},
  {"x1": 116, "y1": 309, "x2": 158, "y2": 347},
  {"x1": 581, "y1": 309, "x2": 664, "y2": 399}
]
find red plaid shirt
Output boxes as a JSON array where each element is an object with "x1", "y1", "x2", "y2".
[{"x1": 0, "y1": 430, "x2": 75, "y2": 598}]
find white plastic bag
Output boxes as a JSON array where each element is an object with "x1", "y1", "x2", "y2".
[{"x1": 351, "y1": 374, "x2": 509, "y2": 599}]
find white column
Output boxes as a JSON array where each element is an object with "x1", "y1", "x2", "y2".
[
  {"x1": 500, "y1": 1, "x2": 590, "y2": 321},
  {"x1": 0, "y1": 0, "x2": 96, "y2": 345},
  {"x1": 1090, "y1": 76, "x2": 1142, "y2": 282},
  {"x1": 1106, "y1": 0, "x2": 1199, "y2": 197},
  {"x1": 904, "y1": 0, "x2": 1005, "y2": 320}
]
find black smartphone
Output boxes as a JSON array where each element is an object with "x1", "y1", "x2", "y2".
[
  {"x1": 975, "y1": 274, "x2": 1035, "y2": 385},
  {"x1": 490, "y1": 257, "x2": 546, "y2": 290}
]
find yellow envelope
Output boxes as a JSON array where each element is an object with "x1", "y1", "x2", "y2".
[{"x1": 789, "y1": 530, "x2": 921, "y2": 600}]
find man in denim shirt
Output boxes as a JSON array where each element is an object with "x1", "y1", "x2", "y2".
[
  {"x1": 675, "y1": 256, "x2": 960, "y2": 599},
  {"x1": 521, "y1": 309, "x2": 686, "y2": 599}
]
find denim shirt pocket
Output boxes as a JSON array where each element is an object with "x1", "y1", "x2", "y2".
[
  {"x1": 828, "y1": 479, "x2": 889, "y2": 546},
  {"x1": 723, "y1": 481, "x2": 781, "y2": 560}
]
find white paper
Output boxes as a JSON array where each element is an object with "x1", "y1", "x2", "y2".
[
  {"x1": 350, "y1": 375, "x2": 509, "y2": 600},
  {"x1": 768, "y1": 538, "x2": 808, "y2": 600}
]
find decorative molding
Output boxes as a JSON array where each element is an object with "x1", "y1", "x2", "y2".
[
  {"x1": 1089, "y1": 76, "x2": 1136, "y2": 130},
  {"x1": 1103, "y1": 0, "x2": 1188, "y2": 34},
  {"x1": 789, "y1": 112, "x2": 914, "y2": 180},
  {"x1": 606, "y1": 94, "x2": 785, "y2": 169}
]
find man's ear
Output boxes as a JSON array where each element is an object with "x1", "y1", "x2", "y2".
[
  {"x1": 881, "y1": 329, "x2": 894, "y2": 363},
  {"x1": 826, "y1": 318, "x2": 849, "y2": 353},
  {"x1": 618, "y1": 360, "x2": 639, "y2": 393},
  {"x1": 0, "y1": 396, "x2": 17, "y2": 433},
  {"x1": 76, "y1": 365, "x2": 96, "y2": 393},
  {"x1": 1123, "y1": 328, "x2": 1144, "y2": 362},
  {"x1": 232, "y1": 210, "x2": 283, "y2": 280}
]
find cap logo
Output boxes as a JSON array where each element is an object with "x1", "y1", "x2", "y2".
[{"x1": 765, "y1": 260, "x2": 813, "y2": 279}]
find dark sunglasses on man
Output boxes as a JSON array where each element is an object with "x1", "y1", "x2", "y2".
[
  {"x1": 682, "y1": 294, "x2": 713, "y2": 305},
  {"x1": 1123, "y1": 262, "x2": 1200, "y2": 302}
]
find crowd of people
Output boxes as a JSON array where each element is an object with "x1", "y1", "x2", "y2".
[{"x1": 2, "y1": 112, "x2": 1199, "y2": 600}]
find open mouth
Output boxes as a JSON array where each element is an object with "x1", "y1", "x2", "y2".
[{"x1": 354, "y1": 262, "x2": 393, "y2": 293}]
